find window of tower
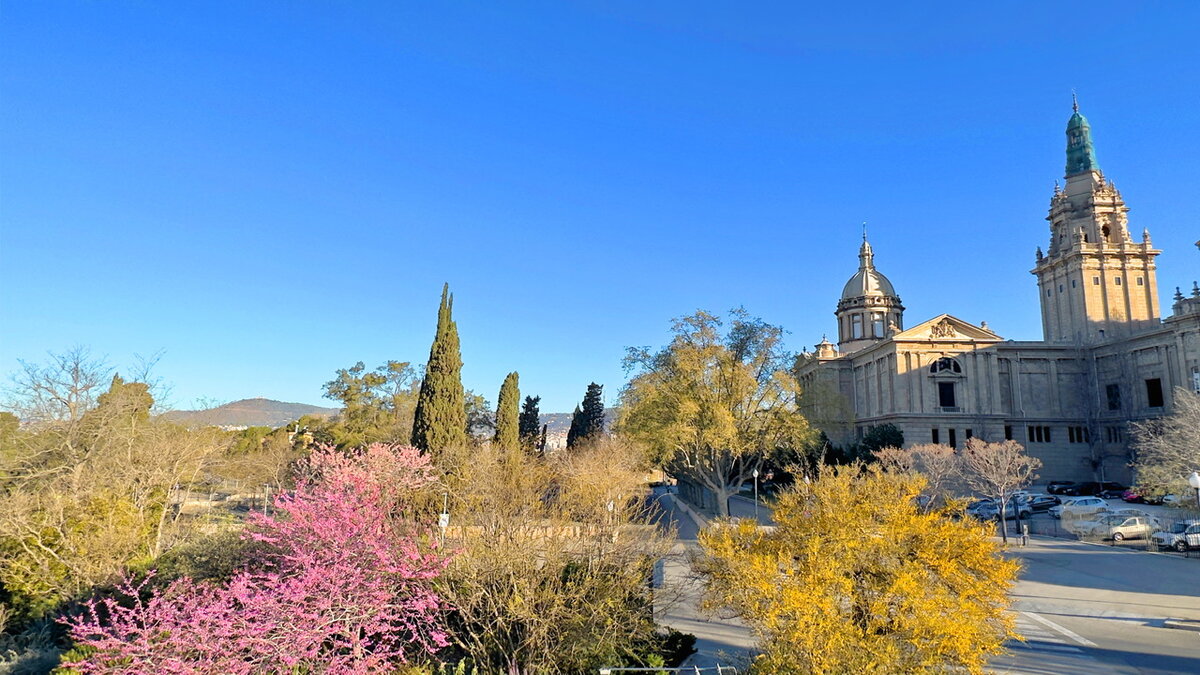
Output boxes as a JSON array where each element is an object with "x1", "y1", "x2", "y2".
[
  {"x1": 1058, "y1": 284, "x2": 1063, "y2": 293},
  {"x1": 1115, "y1": 277, "x2": 1123, "y2": 286},
  {"x1": 851, "y1": 314, "x2": 863, "y2": 339},
  {"x1": 1072, "y1": 279, "x2": 1077, "y2": 288},
  {"x1": 872, "y1": 313, "x2": 884, "y2": 337},
  {"x1": 1093, "y1": 276, "x2": 1100, "y2": 285},
  {"x1": 1136, "y1": 277, "x2": 1144, "y2": 286},
  {"x1": 1102, "y1": 224, "x2": 1111, "y2": 240}
]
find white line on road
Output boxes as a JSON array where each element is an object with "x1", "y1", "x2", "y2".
[{"x1": 1020, "y1": 611, "x2": 1098, "y2": 647}]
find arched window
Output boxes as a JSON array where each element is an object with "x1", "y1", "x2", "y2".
[{"x1": 929, "y1": 357, "x2": 962, "y2": 374}]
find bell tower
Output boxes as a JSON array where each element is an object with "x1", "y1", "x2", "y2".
[{"x1": 1032, "y1": 99, "x2": 1161, "y2": 343}]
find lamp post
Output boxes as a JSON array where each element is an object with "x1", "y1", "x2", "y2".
[
  {"x1": 1188, "y1": 471, "x2": 1200, "y2": 509},
  {"x1": 752, "y1": 468, "x2": 760, "y2": 523}
]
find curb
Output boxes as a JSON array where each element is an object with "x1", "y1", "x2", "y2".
[
  {"x1": 1165, "y1": 619, "x2": 1200, "y2": 632},
  {"x1": 671, "y1": 495, "x2": 710, "y2": 531}
]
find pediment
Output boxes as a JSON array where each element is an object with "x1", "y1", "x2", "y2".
[{"x1": 892, "y1": 314, "x2": 1003, "y2": 341}]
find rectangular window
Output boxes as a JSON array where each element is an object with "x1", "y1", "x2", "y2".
[
  {"x1": 1067, "y1": 426, "x2": 1090, "y2": 444},
  {"x1": 1115, "y1": 277, "x2": 1123, "y2": 286},
  {"x1": 1072, "y1": 279, "x2": 1077, "y2": 288},
  {"x1": 1136, "y1": 277, "x2": 1144, "y2": 286},
  {"x1": 1028, "y1": 426, "x2": 1051, "y2": 443},
  {"x1": 1192, "y1": 367, "x2": 1200, "y2": 393},
  {"x1": 965, "y1": 428, "x2": 973, "y2": 440},
  {"x1": 938, "y1": 382, "x2": 956, "y2": 408},
  {"x1": 851, "y1": 314, "x2": 863, "y2": 339},
  {"x1": 872, "y1": 313, "x2": 884, "y2": 338},
  {"x1": 1004, "y1": 425, "x2": 1013, "y2": 440},
  {"x1": 1106, "y1": 384, "x2": 1121, "y2": 411},
  {"x1": 1093, "y1": 276, "x2": 1100, "y2": 285},
  {"x1": 948, "y1": 428, "x2": 958, "y2": 449},
  {"x1": 1105, "y1": 426, "x2": 1124, "y2": 443},
  {"x1": 1058, "y1": 284, "x2": 1063, "y2": 293},
  {"x1": 932, "y1": 428, "x2": 939, "y2": 444},
  {"x1": 1145, "y1": 378, "x2": 1164, "y2": 408}
]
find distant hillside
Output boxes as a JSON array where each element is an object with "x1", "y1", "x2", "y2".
[{"x1": 163, "y1": 398, "x2": 339, "y2": 428}]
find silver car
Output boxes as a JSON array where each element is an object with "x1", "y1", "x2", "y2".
[
  {"x1": 1077, "y1": 515, "x2": 1155, "y2": 541},
  {"x1": 1151, "y1": 520, "x2": 1200, "y2": 552}
]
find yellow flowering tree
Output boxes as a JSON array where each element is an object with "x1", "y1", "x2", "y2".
[{"x1": 697, "y1": 464, "x2": 1018, "y2": 674}]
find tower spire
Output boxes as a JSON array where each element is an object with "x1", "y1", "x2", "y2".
[{"x1": 1065, "y1": 97, "x2": 1099, "y2": 176}]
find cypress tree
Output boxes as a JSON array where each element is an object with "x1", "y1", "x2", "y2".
[
  {"x1": 566, "y1": 405, "x2": 583, "y2": 449},
  {"x1": 538, "y1": 423, "x2": 548, "y2": 454},
  {"x1": 493, "y1": 372, "x2": 520, "y2": 452},
  {"x1": 580, "y1": 382, "x2": 606, "y2": 439},
  {"x1": 411, "y1": 284, "x2": 467, "y2": 452},
  {"x1": 518, "y1": 395, "x2": 541, "y2": 452}
]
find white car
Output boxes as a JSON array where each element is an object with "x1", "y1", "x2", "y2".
[
  {"x1": 1049, "y1": 496, "x2": 1107, "y2": 520},
  {"x1": 1152, "y1": 520, "x2": 1200, "y2": 552}
]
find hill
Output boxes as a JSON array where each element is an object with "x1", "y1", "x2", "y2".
[{"x1": 162, "y1": 398, "x2": 339, "y2": 428}]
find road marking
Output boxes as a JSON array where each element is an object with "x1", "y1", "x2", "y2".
[{"x1": 1020, "y1": 611, "x2": 1098, "y2": 647}]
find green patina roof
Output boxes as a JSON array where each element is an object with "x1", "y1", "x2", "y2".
[{"x1": 1065, "y1": 99, "x2": 1099, "y2": 176}]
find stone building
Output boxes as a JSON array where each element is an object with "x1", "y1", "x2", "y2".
[{"x1": 796, "y1": 103, "x2": 1200, "y2": 482}]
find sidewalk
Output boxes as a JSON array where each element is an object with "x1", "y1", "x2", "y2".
[{"x1": 656, "y1": 493, "x2": 756, "y2": 671}]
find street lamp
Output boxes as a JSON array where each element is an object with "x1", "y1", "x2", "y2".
[
  {"x1": 1187, "y1": 471, "x2": 1200, "y2": 509},
  {"x1": 752, "y1": 468, "x2": 760, "y2": 523}
]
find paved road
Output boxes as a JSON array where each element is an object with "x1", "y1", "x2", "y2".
[
  {"x1": 997, "y1": 537, "x2": 1200, "y2": 674},
  {"x1": 650, "y1": 487, "x2": 755, "y2": 670}
]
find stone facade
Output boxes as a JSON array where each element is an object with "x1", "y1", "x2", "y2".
[{"x1": 797, "y1": 105, "x2": 1200, "y2": 483}]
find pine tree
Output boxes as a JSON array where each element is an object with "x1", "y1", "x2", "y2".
[
  {"x1": 411, "y1": 284, "x2": 467, "y2": 453},
  {"x1": 518, "y1": 395, "x2": 541, "y2": 452},
  {"x1": 493, "y1": 372, "x2": 520, "y2": 452},
  {"x1": 566, "y1": 405, "x2": 583, "y2": 449},
  {"x1": 580, "y1": 382, "x2": 606, "y2": 439}
]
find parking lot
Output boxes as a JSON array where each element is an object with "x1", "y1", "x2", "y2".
[{"x1": 987, "y1": 484, "x2": 1200, "y2": 556}]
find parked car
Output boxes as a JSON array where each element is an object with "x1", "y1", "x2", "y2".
[
  {"x1": 1047, "y1": 481, "x2": 1077, "y2": 495},
  {"x1": 965, "y1": 499, "x2": 996, "y2": 521},
  {"x1": 1151, "y1": 520, "x2": 1200, "y2": 552},
  {"x1": 1060, "y1": 482, "x2": 1096, "y2": 496},
  {"x1": 1049, "y1": 496, "x2": 1107, "y2": 519},
  {"x1": 1121, "y1": 489, "x2": 1147, "y2": 503},
  {"x1": 1098, "y1": 482, "x2": 1129, "y2": 499},
  {"x1": 971, "y1": 497, "x2": 1031, "y2": 521},
  {"x1": 1024, "y1": 494, "x2": 1060, "y2": 512},
  {"x1": 1075, "y1": 515, "x2": 1156, "y2": 541}
]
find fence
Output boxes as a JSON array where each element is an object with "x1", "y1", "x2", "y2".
[{"x1": 1008, "y1": 509, "x2": 1200, "y2": 557}]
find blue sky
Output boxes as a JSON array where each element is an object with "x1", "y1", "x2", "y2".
[{"x1": 2, "y1": 2, "x2": 1198, "y2": 413}]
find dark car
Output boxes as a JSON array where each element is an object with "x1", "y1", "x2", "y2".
[
  {"x1": 1098, "y1": 482, "x2": 1129, "y2": 499},
  {"x1": 1047, "y1": 481, "x2": 1077, "y2": 495},
  {"x1": 1062, "y1": 482, "x2": 1102, "y2": 496}
]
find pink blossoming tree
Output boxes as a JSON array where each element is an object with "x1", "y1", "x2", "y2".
[{"x1": 61, "y1": 444, "x2": 451, "y2": 674}]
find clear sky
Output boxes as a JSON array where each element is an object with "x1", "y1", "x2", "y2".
[{"x1": 2, "y1": 2, "x2": 1198, "y2": 414}]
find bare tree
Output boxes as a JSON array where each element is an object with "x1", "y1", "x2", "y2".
[
  {"x1": 959, "y1": 439, "x2": 1042, "y2": 544},
  {"x1": 874, "y1": 443, "x2": 963, "y2": 510},
  {"x1": 4, "y1": 346, "x2": 111, "y2": 424},
  {"x1": 1130, "y1": 388, "x2": 1200, "y2": 502}
]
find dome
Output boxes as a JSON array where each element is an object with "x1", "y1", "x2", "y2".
[{"x1": 840, "y1": 238, "x2": 898, "y2": 300}]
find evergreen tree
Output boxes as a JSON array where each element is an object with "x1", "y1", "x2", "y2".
[
  {"x1": 518, "y1": 395, "x2": 541, "y2": 452},
  {"x1": 580, "y1": 382, "x2": 606, "y2": 439},
  {"x1": 493, "y1": 372, "x2": 520, "y2": 452},
  {"x1": 411, "y1": 284, "x2": 467, "y2": 452},
  {"x1": 566, "y1": 405, "x2": 583, "y2": 449},
  {"x1": 538, "y1": 423, "x2": 548, "y2": 454}
]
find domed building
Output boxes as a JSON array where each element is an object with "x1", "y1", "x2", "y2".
[
  {"x1": 834, "y1": 235, "x2": 904, "y2": 354},
  {"x1": 796, "y1": 102, "x2": 1200, "y2": 482}
]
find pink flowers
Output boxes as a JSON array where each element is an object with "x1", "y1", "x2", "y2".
[{"x1": 62, "y1": 444, "x2": 451, "y2": 674}]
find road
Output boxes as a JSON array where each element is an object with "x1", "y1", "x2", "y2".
[
  {"x1": 995, "y1": 537, "x2": 1200, "y2": 674},
  {"x1": 658, "y1": 489, "x2": 1200, "y2": 674}
]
